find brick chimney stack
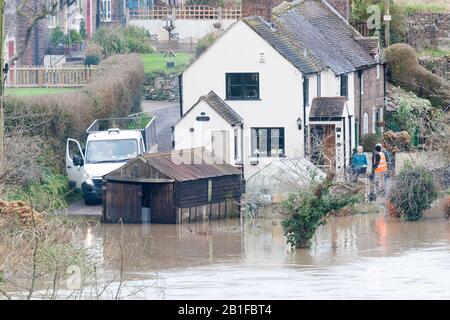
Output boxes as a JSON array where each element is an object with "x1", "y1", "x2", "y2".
[
  {"x1": 324, "y1": 0, "x2": 352, "y2": 21},
  {"x1": 242, "y1": 0, "x2": 285, "y2": 23}
]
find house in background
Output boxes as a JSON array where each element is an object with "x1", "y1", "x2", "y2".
[{"x1": 173, "y1": 0, "x2": 385, "y2": 179}]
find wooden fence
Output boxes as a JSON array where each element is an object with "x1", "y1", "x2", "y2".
[
  {"x1": 129, "y1": 5, "x2": 242, "y2": 20},
  {"x1": 5, "y1": 66, "x2": 96, "y2": 88}
]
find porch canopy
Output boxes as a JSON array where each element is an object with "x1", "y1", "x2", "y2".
[{"x1": 309, "y1": 97, "x2": 347, "y2": 121}]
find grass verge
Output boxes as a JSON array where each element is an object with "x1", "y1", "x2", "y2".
[{"x1": 141, "y1": 53, "x2": 193, "y2": 75}]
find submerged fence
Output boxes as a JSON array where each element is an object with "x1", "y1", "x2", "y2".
[{"x1": 5, "y1": 65, "x2": 96, "y2": 88}]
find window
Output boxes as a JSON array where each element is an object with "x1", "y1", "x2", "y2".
[
  {"x1": 317, "y1": 74, "x2": 321, "y2": 97},
  {"x1": 363, "y1": 113, "x2": 369, "y2": 135},
  {"x1": 207, "y1": 179, "x2": 213, "y2": 202},
  {"x1": 361, "y1": 73, "x2": 364, "y2": 95},
  {"x1": 251, "y1": 128, "x2": 285, "y2": 158},
  {"x1": 101, "y1": 0, "x2": 112, "y2": 21},
  {"x1": 303, "y1": 77, "x2": 309, "y2": 106},
  {"x1": 340, "y1": 74, "x2": 348, "y2": 98},
  {"x1": 226, "y1": 73, "x2": 259, "y2": 100},
  {"x1": 372, "y1": 108, "x2": 376, "y2": 133}
]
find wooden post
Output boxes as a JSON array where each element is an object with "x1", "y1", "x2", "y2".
[
  {"x1": 0, "y1": 0, "x2": 5, "y2": 161},
  {"x1": 384, "y1": 0, "x2": 390, "y2": 48}
]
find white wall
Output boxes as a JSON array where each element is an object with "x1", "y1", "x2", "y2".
[
  {"x1": 130, "y1": 19, "x2": 236, "y2": 40},
  {"x1": 179, "y1": 20, "x2": 359, "y2": 179},
  {"x1": 181, "y1": 21, "x2": 304, "y2": 179},
  {"x1": 174, "y1": 100, "x2": 238, "y2": 165}
]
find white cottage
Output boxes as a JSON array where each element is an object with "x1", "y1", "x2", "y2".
[{"x1": 174, "y1": 0, "x2": 384, "y2": 179}]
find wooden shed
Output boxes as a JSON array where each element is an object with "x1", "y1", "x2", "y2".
[{"x1": 102, "y1": 148, "x2": 244, "y2": 224}]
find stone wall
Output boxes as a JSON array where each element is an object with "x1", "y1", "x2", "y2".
[
  {"x1": 419, "y1": 56, "x2": 450, "y2": 81},
  {"x1": 142, "y1": 73, "x2": 180, "y2": 101},
  {"x1": 406, "y1": 13, "x2": 450, "y2": 51}
]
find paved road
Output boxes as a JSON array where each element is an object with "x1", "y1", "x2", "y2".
[
  {"x1": 62, "y1": 100, "x2": 180, "y2": 216},
  {"x1": 142, "y1": 100, "x2": 180, "y2": 152}
]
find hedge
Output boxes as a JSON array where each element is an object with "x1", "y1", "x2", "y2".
[
  {"x1": 384, "y1": 43, "x2": 450, "y2": 108},
  {"x1": 4, "y1": 54, "x2": 144, "y2": 169}
]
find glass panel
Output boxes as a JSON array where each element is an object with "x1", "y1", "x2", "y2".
[
  {"x1": 251, "y1": 128, "x2": 258, "y2": 156},
  {"x1": 244, "y1": 73, "x2": 258, "y2": 85},
  {"x1": 258, "y1": 129, "x2": 268, "y2": 157},
  {"x1": 227, "y1": 73, "x2": 242, "y2": 85},
  {"x1": 228, "y1": 86, "x2": 242, "y2": 98},
  {"x1": 243, "y1": 86, "x2": 259, "y2": 99}
]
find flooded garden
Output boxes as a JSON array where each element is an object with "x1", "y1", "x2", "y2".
[{"x1": 71, "y1": 210, "x2": 450, "y2": 299}]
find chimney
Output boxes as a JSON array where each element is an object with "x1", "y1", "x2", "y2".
[
  {"x1": 242, "y1": 0, "x2": 280, "y2": 23},
  {"x1": 324, "y1": 0, "x2": 352, "y2": 21}
]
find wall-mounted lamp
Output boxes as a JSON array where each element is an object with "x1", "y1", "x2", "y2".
[{"x1": 297, "y1": 117, "x2": 302, "y2": 130}]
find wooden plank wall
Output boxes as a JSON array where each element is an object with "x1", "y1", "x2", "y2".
[{"x1": 103, "y1": 182, "x2": 142, "y2": 223}]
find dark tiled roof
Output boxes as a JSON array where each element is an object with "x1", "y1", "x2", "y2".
[
  {"x1": 202, "y1": 91, "x2": 243, "y2": 125},
  {"x1": 244, "y1": 0, "x2": 379, "y2": 75},
  {"x1": 310, "y1": 97, "x2": 346, "y2": 118},
  {"x1": 243, "y1": 16, "x2": 324, "y2": 74}
]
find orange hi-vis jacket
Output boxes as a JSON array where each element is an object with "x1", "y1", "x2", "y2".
[{"x1": 375, "y1": 151, "x2": 387, "y2": 173}]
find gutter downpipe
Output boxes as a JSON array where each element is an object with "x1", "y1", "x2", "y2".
[
  {"x1": 178, "y1": 74, "x2": 183, "y2": 117},
  {"x1": 358, "y1": 69, "x2": 363, "y2": 143},
  {"x1": 303, "y1": 76, "x2": 308, "y2": 158},
  {"x1": 342, "y1": 117, "x2": 346, "y2": 170}
]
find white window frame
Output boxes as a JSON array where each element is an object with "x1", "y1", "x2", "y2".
[
  {"x1": 361, "y1": 73, "x2": 364, "y2": 95},
  {"x1": 372, "y1": 108, "x2": 376, "y2": 134},
  {"x1": 101, "y1": 0, "x2": 112, "y2": 22},
  {"x1": 376, "y1": 64, "x2": 381, "y2": 80},
  {"x1": 363, "y1": 113, "x2": 369, "y2": 136}
]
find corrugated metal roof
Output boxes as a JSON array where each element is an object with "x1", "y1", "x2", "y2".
[{"x1": 134, "y1": 148, "x2": 242, "y2": 182}]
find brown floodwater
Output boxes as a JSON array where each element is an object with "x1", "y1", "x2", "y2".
[{"x1": 75, "y1": 212, "x2": 450, "y2": 299}]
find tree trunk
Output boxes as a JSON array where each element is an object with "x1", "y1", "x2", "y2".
[{"x1": 0, "y1": 0, "x2": 5, "y2": 162}]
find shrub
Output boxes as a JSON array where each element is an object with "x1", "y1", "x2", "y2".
[
  {"x1": 79, "y1": 21, "x2": 87, "y2": 40},
  {"x1": 93, "y1": 26, "x2": 153, "y2": 56},
  {"x1": 389, "y1": 162, "x2": 437, "y2": 221},
  {"x1": 282, "y1": 179, "x2": 362, "y2": 248},
  {"x1": 360, "y1": 133, "x2": 381, "y2": 151},
  {"x1": 384, "y1": 43, "x2": 450, "y2": 108},
  {"x1": 51, "y1": 26, "x2": 65, "y2": 45},
  {"x1": 68, "y1": 29, "x2": 82, "y2": 44},
  {"x1": 85, "y1": 54, "x2": 100, "y2": 66},
  {"x1": 195, "y1": 32, "x2": 220, "y2": 58},
  {"x1": 123, "y1": 25, "x2": 154, "y2": 54}
]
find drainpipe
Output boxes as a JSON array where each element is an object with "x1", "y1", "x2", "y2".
[
  {"x1": 240, "y1": 123, "x2": 244, "y2": 178},
  {"x1": 178, "y1": 74, "x2": 183, "y2": 117},
  {"x1": 302, "y1": 76, "x2": 307, "y2": 158},
  {"x1": 348, "y1": 114, "x2": 353, "y2": 155},
  {"x1": 358, "y1": 69, "x2": 363, "y2": 142},
  {"x1": 342, "y1": 117, "x2": 346, "y2": 170}
]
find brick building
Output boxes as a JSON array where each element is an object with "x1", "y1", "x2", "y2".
[{"x1": 4, "y1": 0, "x2": 50, "y2": 66}]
